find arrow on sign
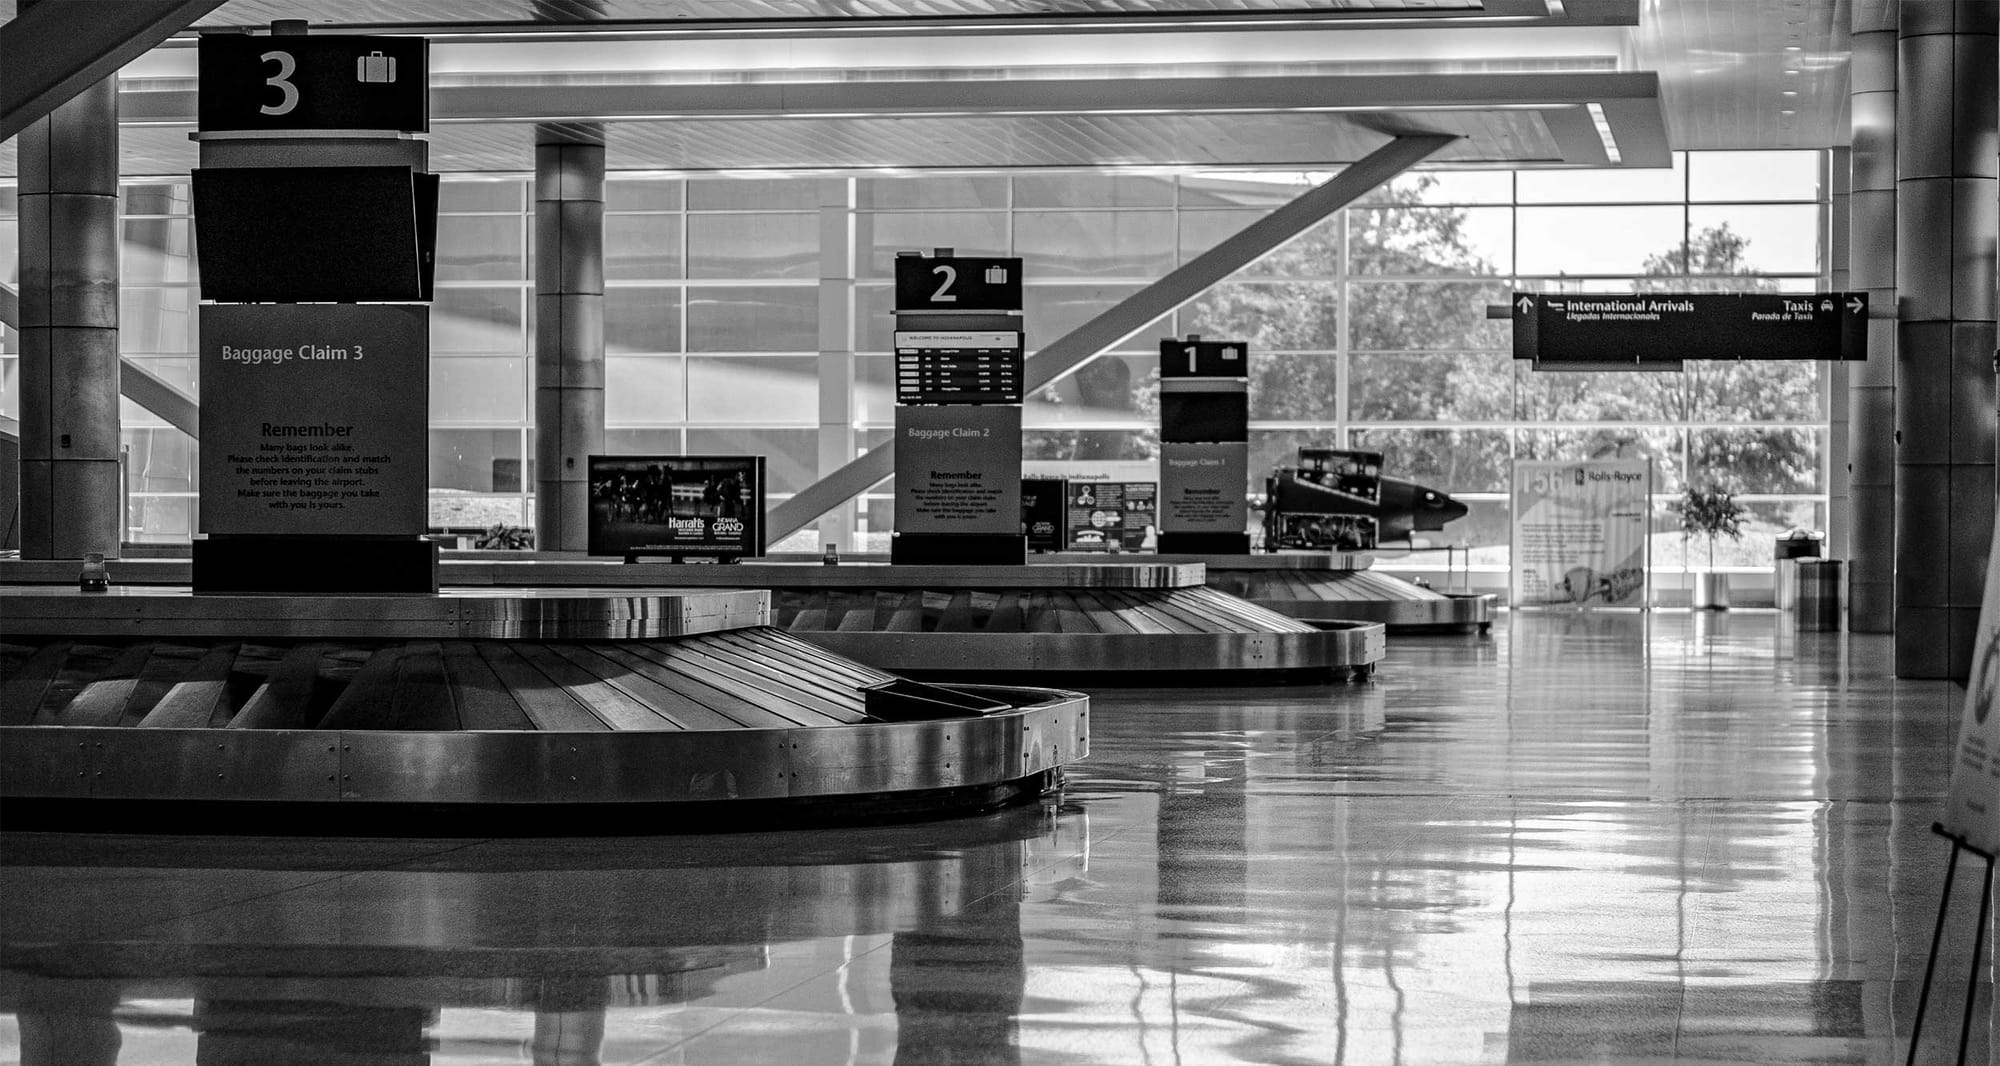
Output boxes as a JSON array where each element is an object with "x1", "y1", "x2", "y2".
[
  {"x1": 1516, "y1": 295, "x2": 1534, "y2": 314},
  {"x1": 1847, "y1": 297, "x2": 1864, "y2": 314}
]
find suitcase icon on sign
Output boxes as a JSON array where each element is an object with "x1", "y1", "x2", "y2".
[{"x1": 357, "y1": 51, "x2": 397, "y2": 83}]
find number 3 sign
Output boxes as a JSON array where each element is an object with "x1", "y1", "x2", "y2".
[{"x1": 199, "y1": 35, "x2": 427, "y2": 133}]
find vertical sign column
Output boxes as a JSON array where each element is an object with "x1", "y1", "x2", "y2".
[
  {"x1": 190, "y1": 27, "x2": 438, "y2": 593},
  {"x1": 1157, "y1": 335, "x2": 1250, "y2": 555},
  {"x1": 890, "y1": 251, "x2": 1026, "y2": 565}
]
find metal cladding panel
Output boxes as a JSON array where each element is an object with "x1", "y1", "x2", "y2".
[
  {"x1": 1953, "y1": 180, "x2": 1999, "y2": 319},
  {"x1": 1895, "y1": 179, "x2": 1955, "y2": 320},
  {"x1": 1953, "y1": 323, "x2": 1999, "y2": 462},
  {"x1": 43, "y1": 329, "x2": 124, "y2": 458},
  {"x1": 535, "y1": 293, "x2": 607, "y2": 387},
  {"x1": 1848, "y1": 393, "x2": 1898, "y2": 486},
  {"x1": 44, "y1": 195, "x2": 122, "y2": 330},
  {"x1": 0, "y1": 727, "x2": 94, "y2": 797},
  {"x1": 1948, "y1": 465, "x2": 1997, "y2": 594},
  {"x1": 42, "y1": 80, "x2": 121, "y2": 192},
  {"x1": 1854, "y1": 319, "x2": 1898, "y2": 387},
  {"x1": 1953, "y1": 36, "x2": 2000, "y2": 177},
  {"x1": 1895, "y1": 606, "x2": 1953, "y2": 678},
  {"x1": 541, "y1": 201, "x2": 607, "y2": 296},
  {"x1": 89, "y1": 727, "x2": 342, "y2": 801},
  {"x1": 1897, "y1": 33, "x2": 1959, "y2": 180},
  {"x1": 1894, "y1": 463, "x2": 1952, "y2": 604},
  {"x1": 534, "y1": 139, "x2": 607, "y2": 202},
  {"x1": 1950, "y1": 606, "x2": 1985, "y2": 680},
  {"x1": 1847, "y1": 188, "x2": 1896, "y2": 286},
  {"x1": 1897, "y1": 321, "x2": 1954, "y2": 465}
]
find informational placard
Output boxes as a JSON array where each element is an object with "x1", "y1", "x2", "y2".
[
  {"x1": 893, "y1": 406, "x2": 1022, "y2": 535},
  {"x1": 894, "y1": 255, "x2": 1023, "y2": 312},
  {"x1": 894, "y1": 329, "x2": 1024, "y2": 404},
  {"x1": 585, "y1": 455, "x2": 765, "y2": 560},
  {"x1": 1160, "y1": 443, "x2": 1247, "y2": 536},
  {"x1": 1160, "y1": 337, "x2": 1249, "y2": 379},
  {"x1": 199, "y1": 304, "x2": 428, "y2": 537},
  {"x1": 1066, "y1": 481, "x2": 1156, "y2": 552},
  {"x1": 1509, "y1": 459, "x2": 1651, "y2": 606},
  {"x1": 1022, "y1": 478, "x2": 1068, "y2": 553},
  {"x1": 1941, "y1": 521, "x2": 2000, "y2": 856},
  {"x1": 1512, "y1": 292, "x2": 1867, "y2": 365},
  {"x1": 199, "y1": 34, "x2": 429, "y2": 133}
]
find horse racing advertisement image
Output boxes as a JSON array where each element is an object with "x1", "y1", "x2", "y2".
[{"x1": 586, "y1": 455, "x2": 766, "y2": 560}]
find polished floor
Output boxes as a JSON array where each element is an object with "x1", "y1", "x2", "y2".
[{"x1": 2, "y1": 611, "x2": 1993, "y2": 1065}]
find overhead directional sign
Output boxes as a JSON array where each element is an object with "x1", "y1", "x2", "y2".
[
  {"x1": 1512, "y1": 292, "x2": 1868, "y2": 366},
  {"x1": 1161, "y1": 337, "x2": 1249, "y2": 379},
  {"x1": 894, "y1": 255, "x2": 1024, "y2": 312}
]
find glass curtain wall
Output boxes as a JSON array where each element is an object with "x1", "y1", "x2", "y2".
[{"x1": 0, "y1": 150, "x2": 1827, "y2": 565}]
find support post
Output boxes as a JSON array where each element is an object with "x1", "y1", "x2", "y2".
[{"x1": 533, "y1": 124, "x2": 607, "y2": 552}]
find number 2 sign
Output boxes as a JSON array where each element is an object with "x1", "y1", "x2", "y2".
[{"x1": 894, "y1": 255, "x2": 1024, "y2": 312}]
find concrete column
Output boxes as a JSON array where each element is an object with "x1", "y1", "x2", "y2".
[
  {"x1": 1895, "y1": 1, "x2": 1998, "y2": 680},
  {"x1": 1850, "y1": 8, "x2": 1898, "y2": 632},
  {"x1": 533, "y1": 124, "x2": 606, "y2": 552},
  {"x1": 1828, "y1": 148, "x2": 1852, "y2": 561},
  {"x1": 17, "y1": 73, "x2": 120, "y2": 560},
  {"x1": 816, "y1": 178, "x2": 859, "y2": 554}
]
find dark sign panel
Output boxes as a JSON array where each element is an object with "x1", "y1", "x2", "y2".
[
  {"x1": 1513, "y1": 292, "x2": 1868, "y2": 365},
  {"x1": 199, "y1": 34, "x2": 428, "y2": 132},
  {"x1": 586, "y1": 456, "x2": 766, "y2": 560},
  {"x1": 894, "y1": 329, "x2": 1024, "y2": 404},
  {"x1": 1160, "y1": 390, "x2": 1248, "y2": 444},
  {"x1": 1022, "y1": 478, "x2": 1068, "y2": 553},
  {"x1": 193, "y1": 166, "x2": 438, "y2": 302},
  {"x1": 1160, "y1": 337, "x2": 1249, "y2": 379},
  {"x1": 894, "y1": 255, "x2": 1024, "y2": 312}
]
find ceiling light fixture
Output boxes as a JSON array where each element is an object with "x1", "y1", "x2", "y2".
[{"x1": 1586, "y1": 101, "x2": 1621, "y2": 165}]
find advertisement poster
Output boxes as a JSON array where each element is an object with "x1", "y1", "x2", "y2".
[
  {"x1": 1510, "y1": 459, "x2": 1651, "y2": 607},
  {"x1": 1160, "y1": 442, "x2": 1247, "y2": 535},
  {"x1": 1942, "y1": 521, "x2": 2000, "y2": 857},
  {"x1": 198, "y1": 304, "x2": 429, "y2": 536},
  {"x1": 893, "y1": 405, "x2": 1021, "y2": 535},
  {"x1": 586, "y1": 455, "x2": 764, "y2": 559},
  {"x1": 1066, "y1": 481, "x2": 1156, "y2": 552},
  {"x1": 1022, "y1": 478, "x2": 1068, "y2": 553}
]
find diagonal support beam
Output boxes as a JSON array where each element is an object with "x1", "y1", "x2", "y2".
[
  {"x1": 121, "y1": 358, "x2": 200, "y2": 438},
  {"x1": 767, "y1": 132, "x2": 1456, "y2": 543},
  {"x1": 0, "y1": 283, "x2": 16, "y2": 331},
  {"x1": 1, "y1": 0, "x2": 228, "y2": 143}
]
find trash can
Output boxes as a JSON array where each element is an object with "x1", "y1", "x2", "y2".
[
  {"x1": 1796, "y1": 559, "x2": 1844, "y2": 631},
  {"x1": 1773, "y1": 532, "x2": 1823, "y2": 611}
]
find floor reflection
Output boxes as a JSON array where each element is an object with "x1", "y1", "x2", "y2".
[{"x1": 3, "y1": 612, "x2": 1994, "y2": 1064}]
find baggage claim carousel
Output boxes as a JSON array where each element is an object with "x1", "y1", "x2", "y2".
[{"x1": 0, "y1": 587, "x2": 1088, "y2": 831}]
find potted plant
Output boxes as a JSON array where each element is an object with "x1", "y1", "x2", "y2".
[
  {"x1": 473, "y1": 523, "x2": 535, "y2": 550},
  {"x1": 1673, "y1": 485, "x2": 1746, "y2": 609}
]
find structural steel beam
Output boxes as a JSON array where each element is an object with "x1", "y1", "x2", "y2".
[
  {"x1": 121, "y1": 358, "x2": 199, "y2": 438},
  {"x1": 0, "y1": 283, "x2": 16, "y2": 330},
  {"x1": 0, "y1": 0, "x2": 226, "y2": 143},
  {"x1": 767, "y1": 132, "x2": 1455, "y2": 543}
]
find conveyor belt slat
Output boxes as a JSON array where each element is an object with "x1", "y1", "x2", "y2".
[
  {"x1": 118, "y1": 644, "x2": 208, "y2": 727},
  {"x1": 473, "y1": 643, "x2": 611, "y2": 732},
  {"x1": 313, "y1": 646, "x2": 405, "y2": 730},
  {"x1": 618, "y1": 641, "x2": 848, "y2": 728},
  {"x1": 521, "y1": 645, "x2": 681, "y2": 732},
  {"x1": 1, "y1": 642, "x2": 72, "y2": 725},
  {"x1": 703, "y1": 629, "x2": 887, "y2": 701},
  {"x1": 568, "y1": 644, "x2": 737, "y2": 730},
  {"x1": 439, "y1": 643, "x2": 535, "y2": 731},
  {"x1": 55, "y1": 644, "x2": 154, "y2": 726},
  {"x1": 230, "y1": 643, "x2": 334, "y2": 729},
  {"x1": 138, "y1": 644, "x2": 239, "y2": 729},
  {"x1": 390, "y1": 643, "x2": 459, "y2": 732},
  {"x1": 646, "y1": 635, "x2": 868, "y2": 722}
]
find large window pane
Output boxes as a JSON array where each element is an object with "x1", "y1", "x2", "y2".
[
  {"x1": 433, "y1": 287, "x2": 525, "y2": 353},
  {"x1": 1514, "y1": 366, "x2": 1688, "y2": 423},
  {"x1": 1183, "y1": 282, "x2": 1340, "y2": 350},
  {"x1": 1025, "y1": 285, "x2": 1167, "y2": 354},
  {"x1": 605, "y1": 286, "x2": 683, "y2": 353},
  {"x1": 1014, "y1": 173, "x2": 1173, "y2": 208},
  {"x1": 605, "y1": 214, "x2": 685, "y2": 280},
  {"x1": 431, "y1": 429, "x2": 524, "y2": 493},
  {"x1": 1518, "y1": 428, "x2": 1683, "y2": 494},
  {"x1": 857, "y1": 284, "x2": 896, "y2": 351},
  {"x1": 604, "y1": 429, "x2": 685, "y2": 456},
  {"x1": 604, "y1": 180, "x2": 684, "y2": 212},
  {"x1": 123, "y1": 219, "x2": 196, "y2": 283},
  {"x1": 1689, "y1": 151, "x2": 1822, "y2": 202},
  {"x1": 1685, "y1": 205, "x2": 1822, "y2": 275},
  {"x1": 1179, "y1": 210, "x2": 1310, "y2": 276},
  {"x1": 1178, "y1": 172, "x2": 1316, "y2": 209},
  {"x1": 688, "y1": 355, "x2": 817, "y2": 423},
  {"x1": 688, "y1": 178, "x2": 817, "y2": 211},
  {"x1": 1348, "y1": 428, "x2": 1511, "y2": 493},
  {"x1": 126, "y1": 424, "x2": 196, "y2": 542},
  {"x1": 1690, "y1": 361, "x2": 1823, "y2": 421},
  {"x1": 1249, "y1": 352, "x2": 1337, "y2": 421},
  {"x1": 1518, "y1": 155, "x2": 1687, "y2": 203},
  {"x1": 1357, "y1": 171, "x2": 1514, "y2": 206},
  {"x1": 438, "y1": 179, "x2": 523, "y2": 213},
  {"x1": 854, "y1": 353, "x2": 897, "y2": 425},
  {"x1": 606, "y1": 355, "x2": 687, "y2": 424},
  {"x1": 436, "y1": 214, "x2": 524, "y2": 281},
  {"x1": 687, "y1": 286, "x2": 816, "y2": 351},
  {"x1": 429, "y1": 357, "x2": 525, "y2": 422},
  {"x1": 1349, "y1": 206, "x2": 1510, "y2": 276},
  {"x1": 856, "y1": 212, "x2": 1008, "y2": 278},
  {"x1": 1516, "y1": 206, "x2": 1685, "y2": 275},
  {"x1": 121, "y1": 182, "x2": 191, "y2": 216},
  {"x1": 0, "y1": 219, "x2": 15, "y2": 287},
  {"x1": 688, "y1": 213, "x2": 816, "y2": 279},
  {"x1": 1015, "y1": 210, "x2": 1176, "y2": 278},
  {"x1": 1349, "y1": 280, "x2": 1511, "y2": 351},
  {"x1": 1349, "y1": 351, "x2": 1514, "y2": 421},
  {"x1": 124, "y1": 355, "x2": 197, "y2": 395},
  {"x1": 1691, "y1": 427, "x2": 1824, "y2": 493},
  {"x1": 1027, "y1": 354, "x2": 1156, "y2": 426},
  {"x1": 1250, "y1": 429, "x2": 1338, "y2": 490},
  {"x1": 687, "y1": 428, "x2": 818, "y2": 493},
  {"x1": 1023, "y1": 428, "x2": 1157, "y2": 462},
  {"x1": 120, "y1": 287, "x2": 197, "y2": 354},
  {"x1": 857, "y1": 176, "x2": 1009, "y2": 210}
]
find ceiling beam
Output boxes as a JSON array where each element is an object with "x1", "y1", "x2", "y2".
[
  {"x1": 120, "y1": 358, "x2": 200, "y2": 439},
  {"x1": 766, "y1": 131, "x2": 1455, "y2": 544},
  {"x1": 0, "y1": 0, "x2": 228, "y2": 143}
]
